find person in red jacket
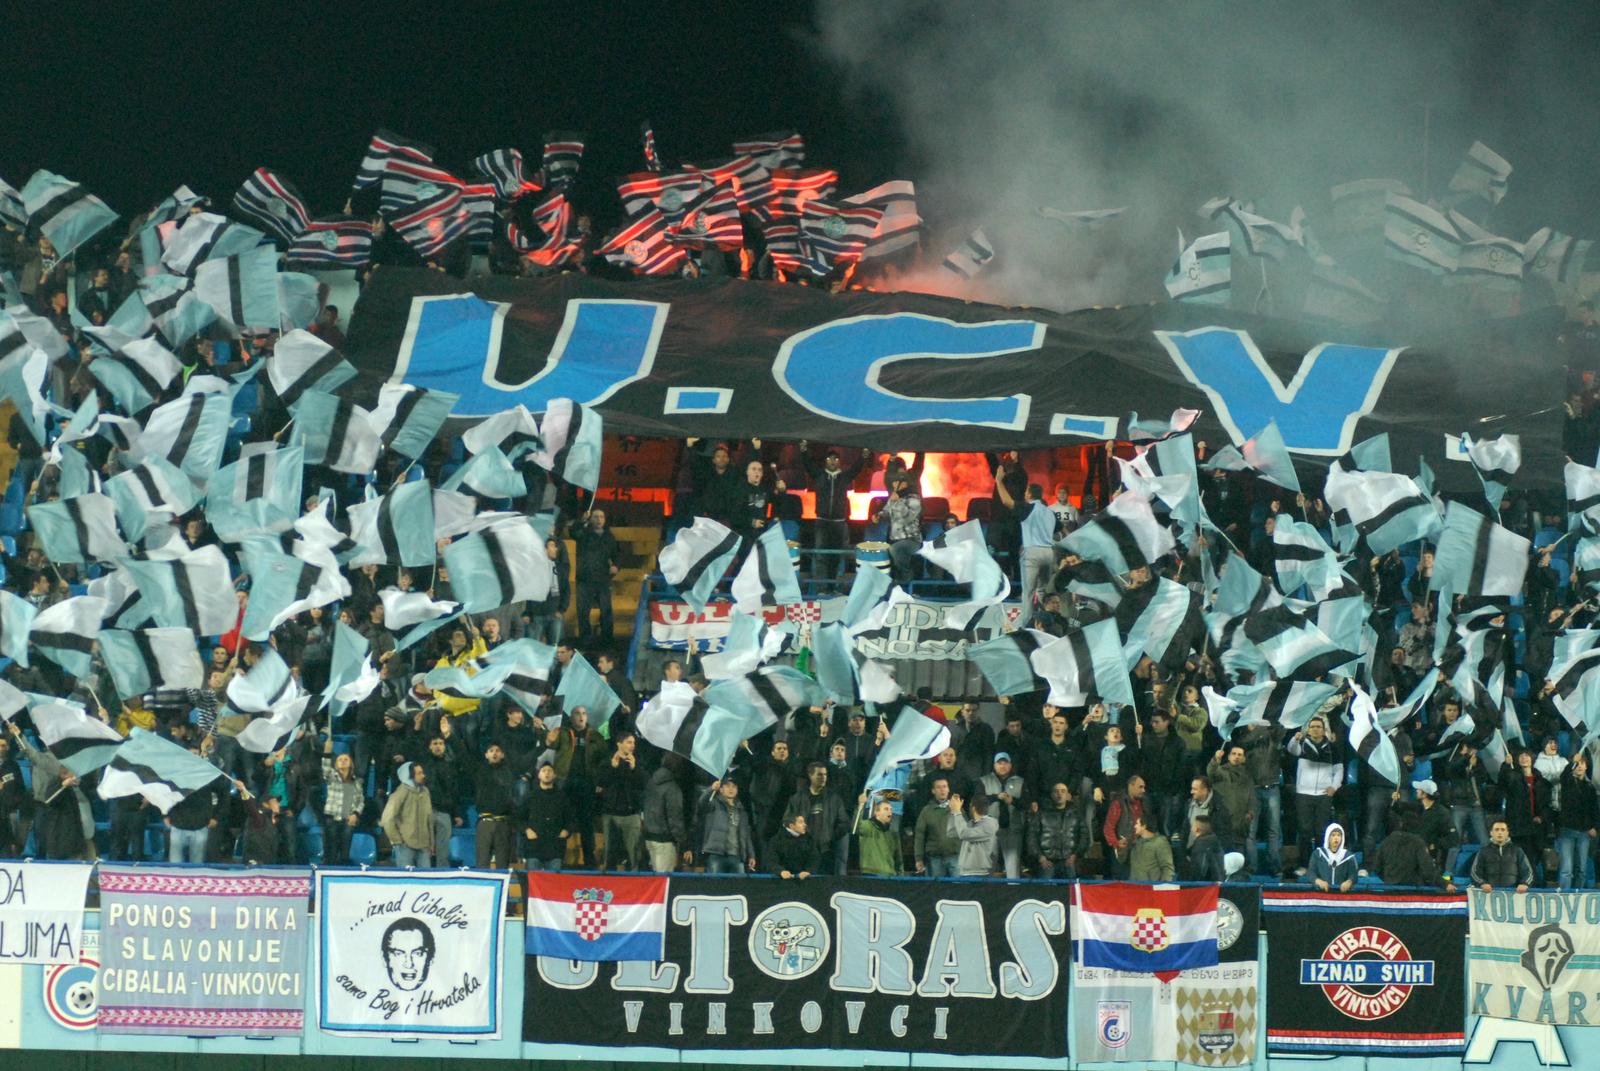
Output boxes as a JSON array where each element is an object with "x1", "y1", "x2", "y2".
[{"x1": 1102, "y1": 775, "x2": 1148, "y2": 879}]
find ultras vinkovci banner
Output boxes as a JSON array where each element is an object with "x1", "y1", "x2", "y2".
[
  {"x1": 345, "y1": 268, "x2": 1565, "y2": 489},
  {"x1": 523, "y1": 876, "x2": 1073, "y2": 1057}
]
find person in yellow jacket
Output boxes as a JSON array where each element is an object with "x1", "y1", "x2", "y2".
[{"x1": 433, "y1": 619, "x2": 488, "y2": 717}]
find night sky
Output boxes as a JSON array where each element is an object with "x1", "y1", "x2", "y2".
[
  {"x1": 6, "y1": 2, "x2": 1600, "y2": 289},
  {"x1": 0, "y1": 3, "x2": 902, "y2": 227}
]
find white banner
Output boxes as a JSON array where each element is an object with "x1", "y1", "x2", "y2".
[
  {"x1": 316, "y1": 870, "x2": 510, "y2": 1038},
  {"x1": 0, "y1": 862, "x2": 92, "y2": 965},
  {"x1": 1469, "y1": 889, "x2": 1600, "y2": 1028}
]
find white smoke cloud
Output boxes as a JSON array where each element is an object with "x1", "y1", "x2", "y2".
[{"x1": 813, "y1": 2, "x2": 1487, "y2": 312}]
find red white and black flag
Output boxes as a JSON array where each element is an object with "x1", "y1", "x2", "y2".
[{"x1": 597, "y1": 205, "x2": 685, "y2": 276}]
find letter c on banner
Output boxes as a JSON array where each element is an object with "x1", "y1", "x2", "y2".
[
  {"x1": 774, "y1": 313, "x2": 1043, "y2": 429},
  {"x1": 391, "y1": 294, "x2": 668, "y2": 418}
]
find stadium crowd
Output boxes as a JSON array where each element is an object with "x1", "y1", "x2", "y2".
[{"x1": 1, "y1": 126, "x2": 1598, "y2": 897}]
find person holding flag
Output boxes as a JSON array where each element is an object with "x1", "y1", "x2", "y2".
[{"x1": 855, "y1": 791, "x2": 903, "y2": 876}]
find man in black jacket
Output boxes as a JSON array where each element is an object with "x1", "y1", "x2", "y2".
[
  {"x1": 443, "y1": 718, "x2": 519, "y2": 869},
  {"x1": 522, "y1": 759, "x2": 572, "y2": 870},
  {"x1": 1471, "y1": 819, "x2": 1533, "y2": 892},
  {"x1": 800, "y1": 443, "x2": 870, "y2": 580},
  {"x1": 767, "y1": 813, "x2": 819, "y2": 878},
  {"x1": 574, "y1": 510, "x2": 622, "y2": 647},
  {"x1": 1184, "y1": 814, "x2": 1227, "y2": 882},
  {"x1": 1372, "y1": 811, "x2": 1454, "y2": 890},
  {"x1": 420, "y1": 733, "x2": 465, "y2": 866},
  {"x1": 598, "y1": 731, "x2": 647, "y2": 870}
]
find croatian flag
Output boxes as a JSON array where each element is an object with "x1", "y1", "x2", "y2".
[
  {"x1": 525, "y1": 873, "x2": 668, "y2": 962},
  {"x1": 1075, "y1": 882, "x2": 1219, "y2": 976}
]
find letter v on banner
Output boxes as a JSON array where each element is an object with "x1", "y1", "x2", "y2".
[
  {"x1": 391, "y1": 294, "x2": 668, "y2": 418},
  {"x1": 1155, "y1": 327, "x2": 1403, "y2": 455},
  {"x1": 774, "y1": 313, "x2": 1045, "y2": 429}
]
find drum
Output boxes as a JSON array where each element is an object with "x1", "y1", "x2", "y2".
[{"x1": 855, "y1": 541, "x2": 891, "y2": 570}]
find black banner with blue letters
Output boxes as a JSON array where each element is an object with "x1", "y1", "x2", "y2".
[
  {"x1": 347, "y1": 268, "x2": 1563, "y2": 488},
  {"x1": 522, "y1": 876, "x2": 1072, "y2": 1057}
]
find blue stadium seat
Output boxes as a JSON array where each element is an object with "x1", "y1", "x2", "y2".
[
  {"x1": 350, "y1": 832, "x2": 378, "y2": 865},
  {"x1": 450, "y1": 828, "x2": 476, "y2": 866}
]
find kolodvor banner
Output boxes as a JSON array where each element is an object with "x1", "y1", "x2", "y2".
[
  {"x1": 1470, "y1": 888, "x2": 1600, "y2": 1027},
  {"x1": 96, "y1": 866, "x2": 310, "y2": 1035},
  {"x1": 523, "y1": 875, "x2": 1072, "y2": 1058},
  {"x1": 1263, "y1": 889, "x2": 1468, "y2": 1056},
  {"x1": 346, "y1": 268, "x2": 1566, "y2": 488}
]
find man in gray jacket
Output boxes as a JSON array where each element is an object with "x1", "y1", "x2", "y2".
[
  {"x1": 979, "y1": 753, "x2": 1027, "y2": 878},
  {"x1": 642, "y1": 759, "x2": 687, "y2": 873},
  {"x1": 693, "y1": 780, "x2": 756, "y2": 874},
  {"x1": 947, "y1": 793, "x2": 999, "y2": 876}
]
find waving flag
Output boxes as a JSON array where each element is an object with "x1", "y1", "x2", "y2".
[
  {"x1": 1462, "y1": 432, "x2": 1520, "y2": 515},
  {"x1": 369, "y1": 383, "x2": 458, "y2": 459},
  {"x1": 540, "y1": 131, "x2": 585, "y2": 189},
  {"x1": 526, "y1": 873, "x2": 667, "y2": 962},
  {"x1": 0, "y1": 591, "x2": 36, "y2": 665},
  {"x1": 192, "y1": 245, "x2": 279, "y2": 334},
  {"x1": 292, "y1": 391, "x2": 382, "y2": 474},
  {"x1": 658, "y1": 517, "x2": 740, "y2": 612},
  {"x1": 1203, "y1": 198, "x2": 1303, "y2": 259},
  {"x1": 617, "y1": 171, "x2": 707, "y2": 221},
  {"x1": 161, "y1": 211, "x2": 269, "y2": 276},
  {"x1": 1076, "y1": 883, "x2": 1220, "y2": 975},
  {"x1": 704, "y1": 665, "x2": 827, "y2": 732},
  {"x1": 732, "y1": 524, "x2": 802, "y2": 614},
  {"x1": 1524, "y1": 227, "x2": 1593, "y2": 288},
  {"x1": 969, "y1": 628, "x2": 1054, "y2": 697},
  {"x1": 1384, "y1": 194, "x2": 1460, "y2": 274},
  {"x1": 99, "y1": 627, "x2": 203, "y2": 699},
  {"x1": 1324, "y1": 467, "x2": 1441, "y2": 556},
  {"x1": 689, "y1": 155, "x2": 774, "y2": 214},
  {"x1": 471, "y1": 147, "x2": 539, "y2": 201},
  {"x1": 354, "y1": 129, "x2": 433, "y2": 191},
  {"x1": 21, "y1": 170, "x2": 119, "y2": 257},
  {"x1": 1348, "y1": 683, "x2": 1401, "y2": 784},
  {"x1": 732, "y1": 131, "x2": 804, "y2": 170},
  {"x1": 1273, "y1": 518, "x2": 1345, "y2": 600},
  {"x1": 30, "y1": 595, "x2": 106, "y2": 679},
  {"x1": 1061, "y1": 491, "x2": 1175, "y2": 576},
  {"x1": 1447, "y1": 141, "x2": 1512, "y2": 205},
  {"x1": 597, "y1": 204, "x2": 686, "y2": 276},
  {"x1": 1164, "y1": 230, "x2": 1231, "y2": 304},
  {"x1": 1121, "y1": 577, "x2": 1199, "y2": 667},
  {"x1": 535, "y1": 398, "x2": 603, "y2": 491},
  {"x1": 917, "y1": 519, "x2": 1010, "y2": 629},
  {"x1": 268, "y1": 330, "x2": 356, "y2": 408},
  {"x1": 1243, "y1": 604, "x2": 1358, "y2": 681},
  {"x1": 1430, "y1": 502, "x2": 1529, "y2": 598},
  {"x1": 941, "y1": 229, "x2": 995, "y2": 279},
  {"x1": 321, "y1": 621, "x2": 374, "y2": 718},
  {"x1": 88, "y1": 336, "x2": 181, "y2": 414},
  {"x1": 206, "y1": 445, "x2": 304, "y2": 541},
  {"x1": 667, "y1": 183, "x2": 743, "y2": 250},
  {"x1": 347, "y1": 480, "x2": 436, "y2": 568},
  {"x1": 864, "y1": 704, "x2": 951, "y2": 791},
  {"x1": 32, "y1": 701, "x2": 125, "y2": 776},
  {"x1": 798, "y1": 198, "x2": 884, "y2": 275},
  {"x1": 232, "y1": 167, "x2": 311, "y2": 243},
  {"x1": 0, "y1": 175, "x2": 24, "y2": 227},
  {"x1": 384, "y1": 157, "x2": 472, "y2": 258},
  {"x1": 552, "y1": 650, "x2": 622, "y2": 728},
  {"x1": 442, "y1": 517, "x2": 552, "y2": 611},
  {"x1": 1032, "y1": 618, "x2": 1135, "y2": 708},
  {"x1": 280, "y1": 218, "x2": 365, "y2": 272},
  {"x1": 638, "y1": 680, "x2": 768, "y2": 778},
  {"x1": 98, "y1": 728, "x2": 226, "y2": 813},
  {"x1": 846, "y1": 181, "x2": 921, "y2": 259},
  {"x1": 26, "y1": 494, "x2": 124, "y2": 564},
  {"x1": 240, "y1": 544, "x2": 349, "y2": 640}
]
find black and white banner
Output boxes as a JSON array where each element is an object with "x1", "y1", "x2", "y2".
[
  {"x1": 524, "y1": 876, "x2": 1071, "y2": 1058},
  {"x1": 316, "y1": 870, "x2": 510, "y2": 1039}
]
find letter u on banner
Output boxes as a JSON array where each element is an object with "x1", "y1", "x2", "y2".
[{"x1": 391, "y1": 295, "x2": 668, "y2": 418}]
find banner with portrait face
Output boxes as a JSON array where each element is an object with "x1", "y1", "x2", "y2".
[
  {"x1": 316, "y1": 869, "x2": 510, "y2": 1039},
  {"x1": 1469, "y1": 889, "x2": 1600, "y2": 1027}
]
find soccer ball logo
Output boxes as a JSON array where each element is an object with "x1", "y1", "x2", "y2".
[
  {"x1": 624, "y1": 240, "x2": 648, "y2": 265},
  {"x1": 320, "y1": 231, "x2": 340, "y2": 251},
  {"x1": 823, "y1": 215, "x2": 848, "y2": 240}
]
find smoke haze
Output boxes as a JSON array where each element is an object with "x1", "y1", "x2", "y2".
[{"x1": 813, "y1": 0, "x2": 1600, "y2": 312}]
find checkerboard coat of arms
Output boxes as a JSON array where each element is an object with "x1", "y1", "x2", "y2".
[
  {"x1": 573, "y1": 887, "x2": 616, "y2": 941},
  {"x1": 1133, "y1": 907, "x2": 1170, "y2": 953}
]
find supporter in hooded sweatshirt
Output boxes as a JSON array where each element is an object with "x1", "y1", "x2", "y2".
[{"x1": 1307, "y1": 822, "x2": 1359, "y2": 893}]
